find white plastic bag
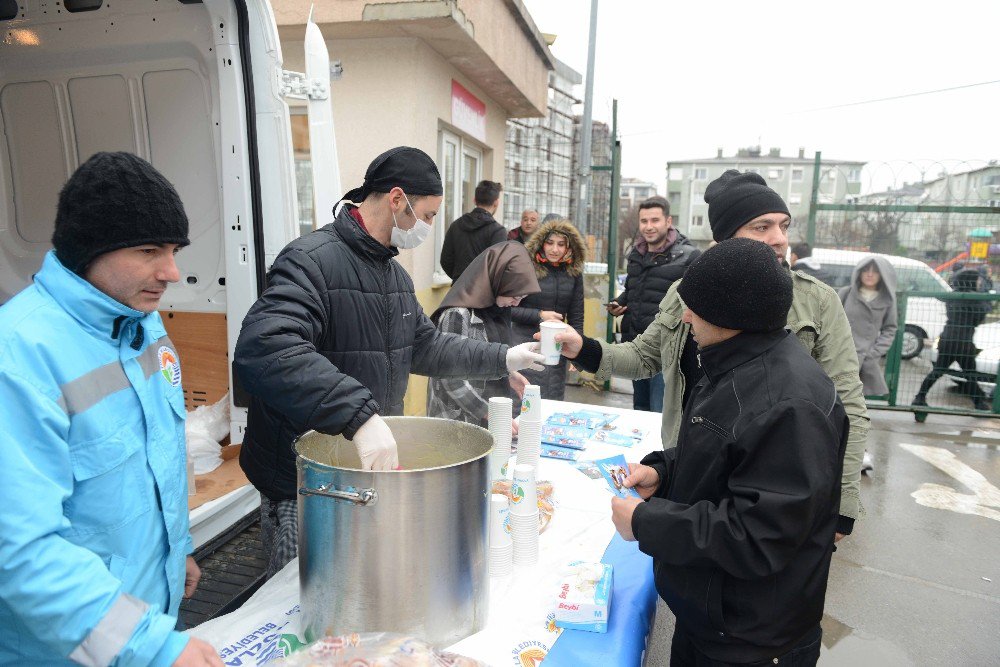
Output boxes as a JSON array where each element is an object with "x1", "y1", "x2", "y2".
[{"x1": 185, "y1": 393, "x2": 231, "y2": 475}]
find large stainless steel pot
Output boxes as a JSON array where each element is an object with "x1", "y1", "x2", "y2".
[{"x1": 295, "y1": 417, "x2": 491, "y2": 646}]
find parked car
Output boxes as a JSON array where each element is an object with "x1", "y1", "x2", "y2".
[{"x1": 810, "y1": 249, "x2": 951, "y2": 359}]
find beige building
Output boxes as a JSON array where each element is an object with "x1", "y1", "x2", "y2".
[{"x1": 272, "y1": 0, "x2": 554, "y2": 413}]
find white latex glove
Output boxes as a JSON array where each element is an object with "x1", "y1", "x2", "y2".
[
  {"x1": 352, "y1": 414, "x2": 399, "y2": 471},
  {"x1": 506, "y1": 341, "x2": 545, "y2": 373}
]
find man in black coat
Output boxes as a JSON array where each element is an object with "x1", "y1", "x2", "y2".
[
  {"x1": 233, "y1": 147, "x2": 543, "y2": 577},
  {"x1": 611, "y1": 238, "x2": 848, "y2": 666},
  {"x1": 607, "y1": 196, "x2": 700, "y2": 411},
  {"x1": 440, "y1": 180, "x2": 507, "y2": 280}
]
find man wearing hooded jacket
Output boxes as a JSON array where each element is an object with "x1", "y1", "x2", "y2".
[
  {"x1": 234, "y1": 147, "x2": 543, "y2": 577},
  {"x1": 0, "y1": 153, "x2": 222, "y2": 666}
]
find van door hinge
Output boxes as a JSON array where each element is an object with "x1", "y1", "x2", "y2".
[{"x1": 279, "y1": 63, "x2": 342, "y2": 100}]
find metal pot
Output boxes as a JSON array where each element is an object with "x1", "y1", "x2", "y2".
[{"x1": 295, "y1": 417, "x2": 491, "y2": 646}]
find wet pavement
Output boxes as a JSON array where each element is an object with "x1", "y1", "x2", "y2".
[{"x1": 564, "y1": 382, "x2": 1000, "y2": 666}]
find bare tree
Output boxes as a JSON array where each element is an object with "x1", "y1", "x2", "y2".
[
  {"x1": 925, "y1": 214, "x2": 967, "y2": 262},
  {"x1": 861, "y1": 209, "x2": 906, "y2": 254},
  {"x1": 818, "y1": 214, "x2": 866, "y2": 249},
  {"x1": 617, "y1": 203, "x2": 640, "y2": 267}
]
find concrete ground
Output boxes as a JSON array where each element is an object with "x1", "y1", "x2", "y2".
[{"x1": 564, "y1": 381, "x2": 1000, "y2": 666}]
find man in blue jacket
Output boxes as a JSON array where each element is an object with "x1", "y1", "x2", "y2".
[{"x1": 0, "y1": 153, "x2": 223, "y2": 666}]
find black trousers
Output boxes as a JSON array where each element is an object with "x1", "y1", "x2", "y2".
[
  {"x1": 669, "y1": 625, "x2": 822, "y2": 667},
  {"x1": 916, "y1": 341, "x2": 986, "y2": 402}
]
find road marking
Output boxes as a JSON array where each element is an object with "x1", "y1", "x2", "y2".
[
  {"x1": 840, "y1": 561, "x2": 1000, "y2": 605},
  {"x1": 899, "y1": 443, "x2": 1000, "y2": 522}
]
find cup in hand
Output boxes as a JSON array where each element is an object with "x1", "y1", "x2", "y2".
[{"x1": 539, "y1": 321, "x2": 568, "y2": 365}]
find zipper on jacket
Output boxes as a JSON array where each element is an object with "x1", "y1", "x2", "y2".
[
  {"x1": 375, "y1": 264, "x2": 393, "y2": 409},
  {"x1": 691, "y1": 415, "x2": 731, "y2": 439}
]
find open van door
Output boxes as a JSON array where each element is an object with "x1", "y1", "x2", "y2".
[{"x1": 0, "y1": 0, "x2": 318, "y2": 544}]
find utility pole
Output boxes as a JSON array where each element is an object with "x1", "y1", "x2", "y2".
[
  {"x1": 575, "y1": 0, "x2": 599, "y2": 230},
  {"x1": 605, "y1": 99, "x2": 621, "y2": 346}
]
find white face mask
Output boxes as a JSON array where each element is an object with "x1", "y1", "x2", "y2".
[{"x1": 390, "y1": 193, "x2": 431, "y2": 249}]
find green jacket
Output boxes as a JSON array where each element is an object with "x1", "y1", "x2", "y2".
[{"x1": 594, "y1": 269, "x2": 867, "y2": 522}]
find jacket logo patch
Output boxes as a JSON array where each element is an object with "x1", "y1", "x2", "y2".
[{"x1": 158, "y1": 346, "x2": 181, "y2": 387}]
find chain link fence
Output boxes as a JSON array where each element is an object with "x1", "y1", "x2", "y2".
[{"x1": 803, "y1": 159, "x2": 1000, "y2": 418}]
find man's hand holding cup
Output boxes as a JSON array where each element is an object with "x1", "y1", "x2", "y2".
[{"x1": 533, "y1": 324, "x2": 583, "y2": 360}]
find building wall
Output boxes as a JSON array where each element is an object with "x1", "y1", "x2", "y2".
[
  {"x1": 666, "y1": 155, "x2": 864, "y2": 246},
  {"x1": 272, "y1": 0, "x2": 549, "y2": 116}
]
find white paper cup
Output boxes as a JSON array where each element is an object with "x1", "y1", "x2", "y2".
[
  {"x1": 540, "y1": 321, "x2": 568, "y2": 365},
  {"x1": 519, "y1": 386, "x2": 542, "y2": 421},
  {"x1": 510, "y1": 465, "x2": 538, "y2": 516},
  {"x1": 490, "y1": 449, "x2": 511, "y2": 479},
  {"x1": 511, "y1": 512, "x2": 539, "y2": 565},
  {"x1": 490, "y1": 493, "x2": 512, "y2": 547}
]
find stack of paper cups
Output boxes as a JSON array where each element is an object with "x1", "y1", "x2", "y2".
[
  {"x1": 510, "y1": 464, "x2": 539, "y2": 565},
  {"x1": 517, "y1": 385, "x2": 542, "y2": 467},
  {"x1": 488, "y1": 397, "x2": 513, "y2": 479},
  {"x1": 489, "y1": 493, "x2": 513, "y2": 577}
]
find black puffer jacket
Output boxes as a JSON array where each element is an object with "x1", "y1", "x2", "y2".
[
  {"x1": 234, "y1": 205, "x2": 508, "y2": 500},
  {"x1": 510, "y1": 220, "x2": 586, "y2": 399},
  {"x1": 634, "y1": 330, "x2": 848, "y2": 663},
  {"x1": 618, "y1": 230, "x2": 700, "y2": 341},
  {"x1": 440, "y1": 208, "x2": 507, "y2": 280}
]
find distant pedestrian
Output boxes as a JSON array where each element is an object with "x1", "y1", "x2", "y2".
[
  {"x1": 440, "y1": 180, "x2": 506, "y2": 280},
  {"x1": 508, "y1": 209, "x2": 539, "y2": 244},
  {"x1": 839, "y1": 256, "x2": 898, "y2": 396},
  {"x1": 913, "y1": 268, "x2": 992, "y2": 411},
  {"x1": 511, "y1": 219, "x2": 586, "y2": 399},
  {"x1": 791, "y1": 242, "x2": 833, "y2": 285},
  {"x1": 606, "y1": 196, "x2": 699, "y2": 412}
]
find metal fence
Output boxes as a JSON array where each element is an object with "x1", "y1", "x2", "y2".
[{"x1": 800, "y1": 156, "x2": 1000, "y2": 418}]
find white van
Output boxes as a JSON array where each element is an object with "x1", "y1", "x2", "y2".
[
  {"x1": 810, "y1": 249, "x2": 951, "y2": 359},
  {"x1": 0, "y1": 0, "x2": 337, "y2": 543}
]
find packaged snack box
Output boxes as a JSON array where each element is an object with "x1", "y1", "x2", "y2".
[{"x1": 553, "y1": 561, "x2": 613, "y2": 633}]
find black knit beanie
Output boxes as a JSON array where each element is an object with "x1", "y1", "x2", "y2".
[
  {"x1": 677, "y1": 238, "x2": 793, "y2": 332},
  {"x1": 52, "y1": 152, "x2": 190, "y2": 274},
  {"x1": 704, "y1": 169, "x2": 790, "y2": 242}
]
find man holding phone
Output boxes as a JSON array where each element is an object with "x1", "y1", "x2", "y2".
[{"x1": 606, "y1": 196, "x2": 699, "y2": 411}]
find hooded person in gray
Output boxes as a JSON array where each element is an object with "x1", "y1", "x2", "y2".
[{"x1": 839, "y1": 256, "x2": 898, "y2": 396}]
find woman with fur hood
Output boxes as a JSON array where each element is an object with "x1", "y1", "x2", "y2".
[{"x1": 510, "y1": 219, "x2": 586, "y2": 399}]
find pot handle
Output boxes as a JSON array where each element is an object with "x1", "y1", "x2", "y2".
[{"x1": 298, "y1": 483, "x2": 379, "y2": 506}]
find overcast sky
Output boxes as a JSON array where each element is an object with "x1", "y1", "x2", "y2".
[{"x1": 522, "y1": 0, "x2": 1000, "y2": 193}]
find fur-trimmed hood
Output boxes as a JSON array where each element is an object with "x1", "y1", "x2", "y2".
[{"x1": 524, "y1": 219, "x2": 587, "y2": 278}]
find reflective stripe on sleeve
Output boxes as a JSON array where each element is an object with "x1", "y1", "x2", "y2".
[{"x1": 68, "y1": 593, "x2": 149, "y2": 667}]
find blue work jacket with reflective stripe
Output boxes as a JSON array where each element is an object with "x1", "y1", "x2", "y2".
[{"x1": 0, "y1": 252, "x2": 193, "y2": 666}]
